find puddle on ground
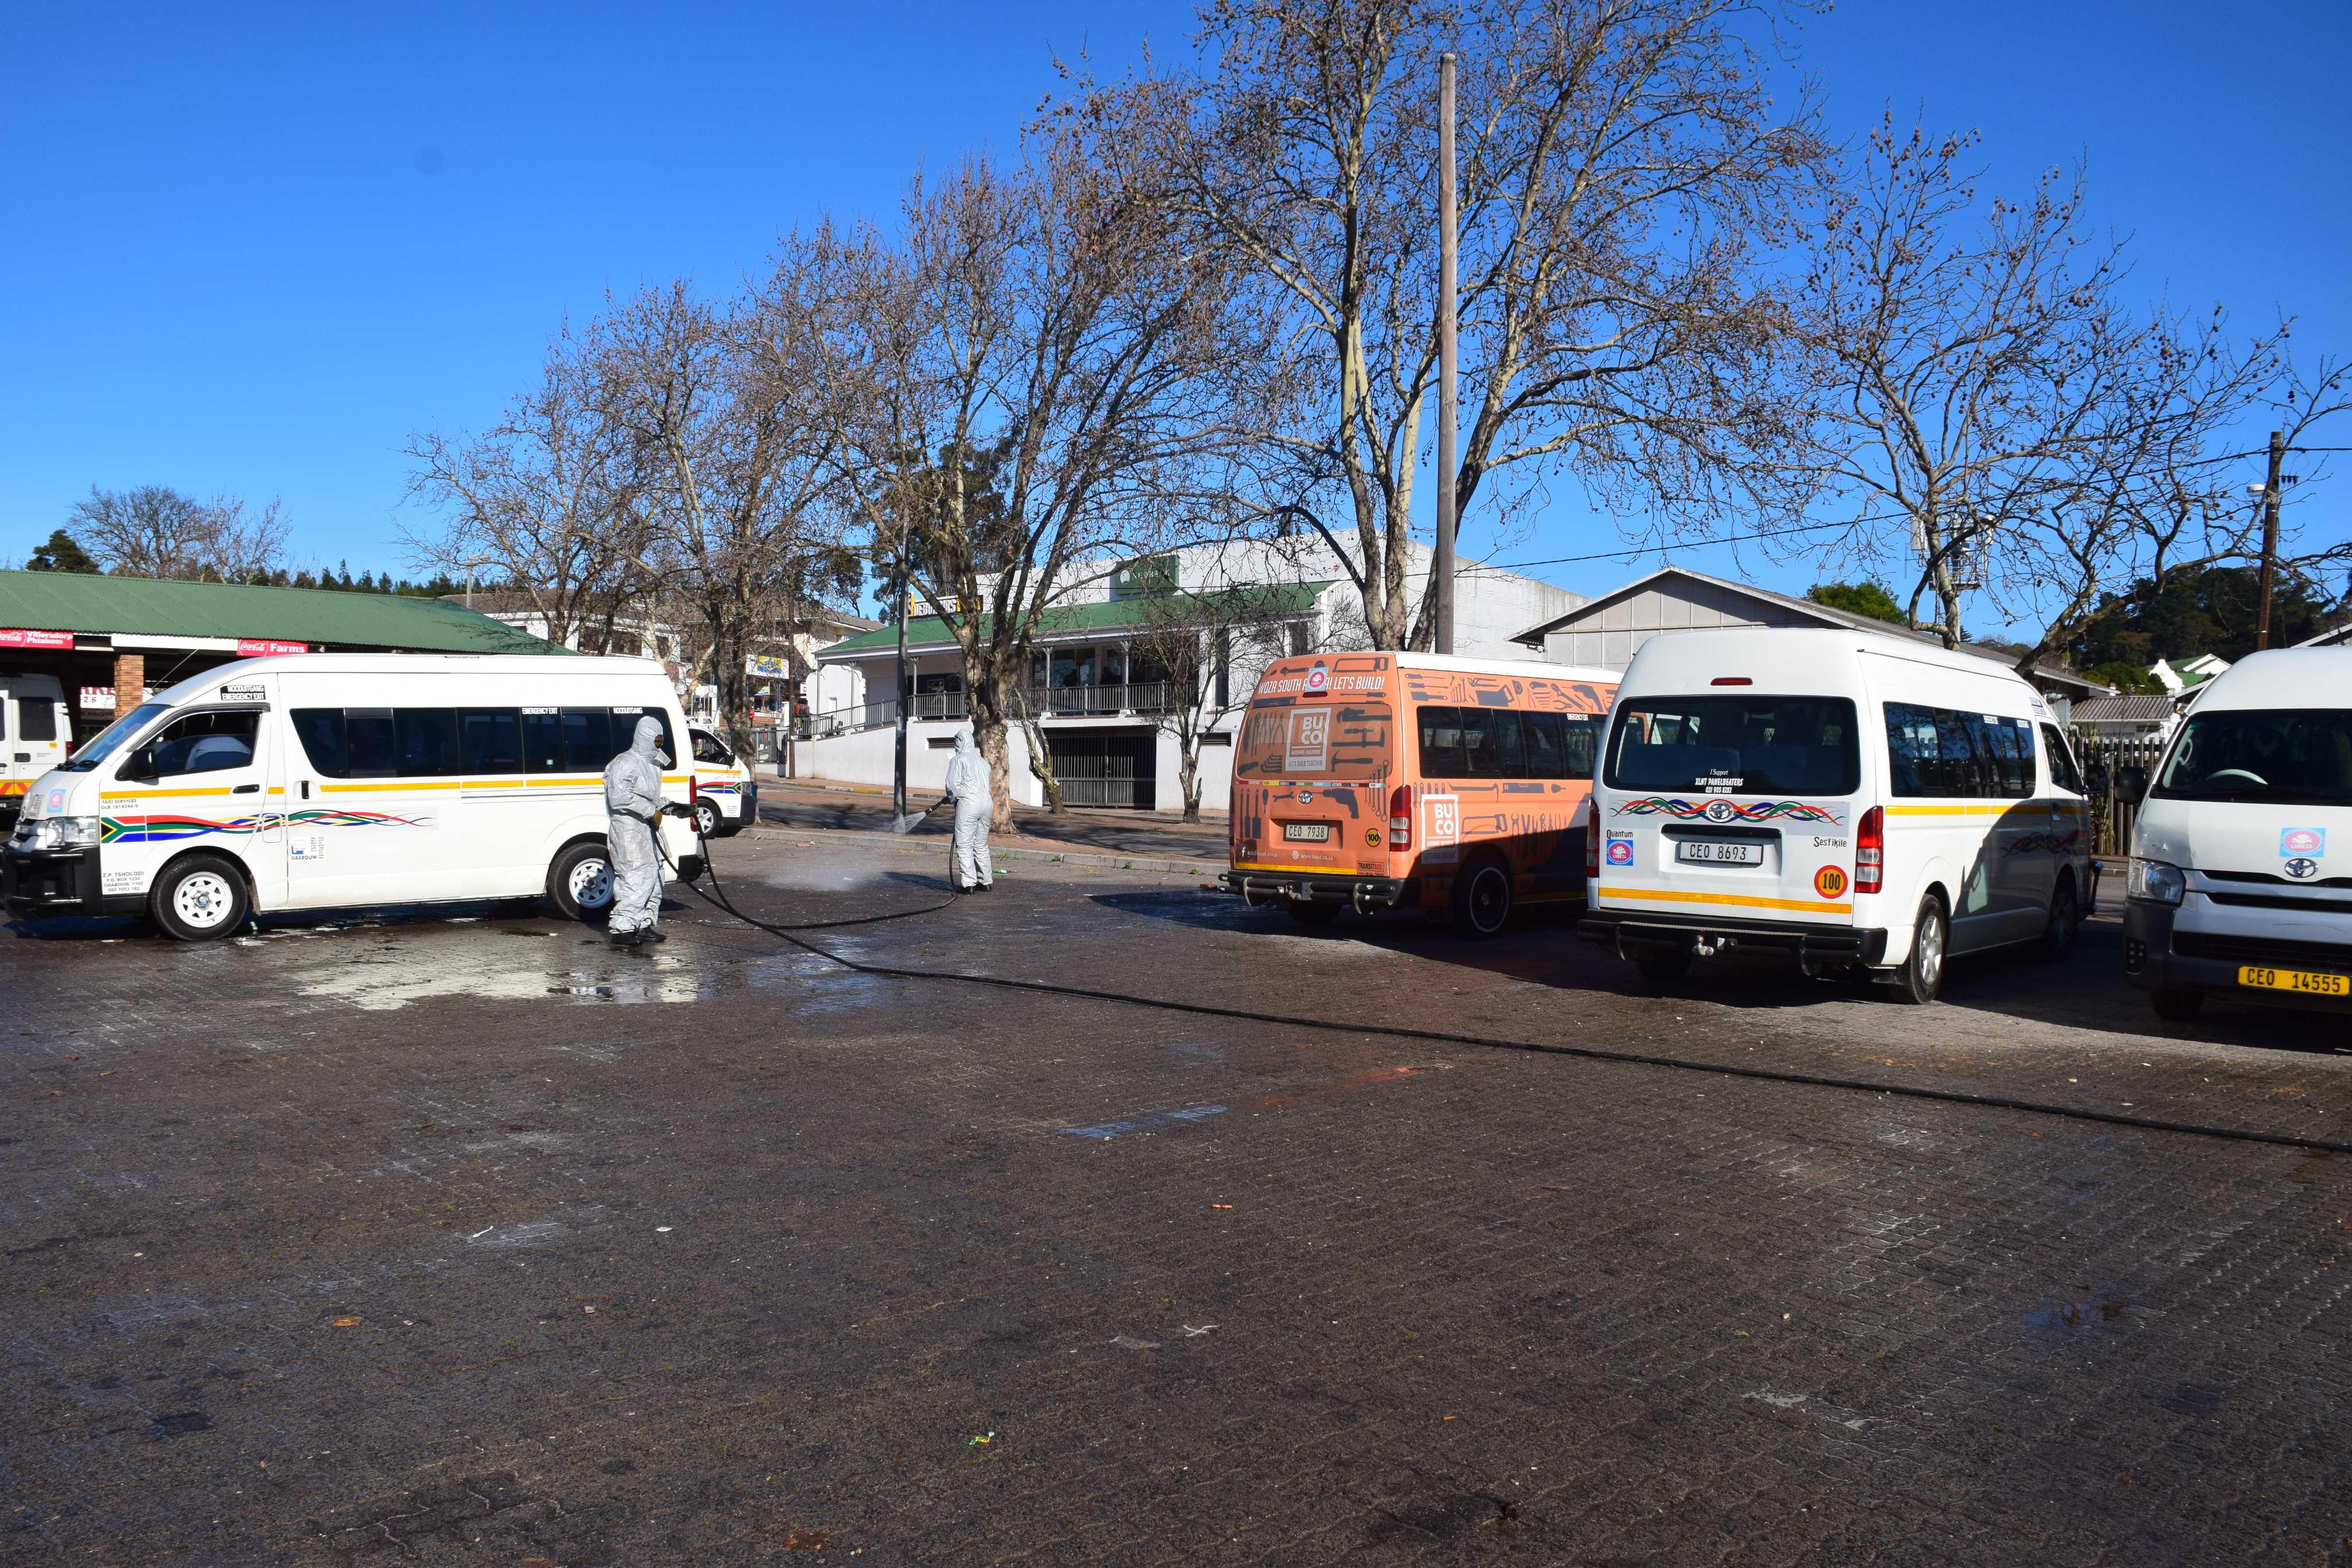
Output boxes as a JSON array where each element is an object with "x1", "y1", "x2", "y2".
[
  {"x1": 297, "y1": 947, "x2": 710, "y2": 1010},
  {"x1": 2022, "y1": 1290, "x2": 2132, "y2": 1333}
]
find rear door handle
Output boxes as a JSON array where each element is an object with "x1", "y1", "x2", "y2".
[
  {"x1": 300, "y1": 780, "x2": 311, "y2": 799},
  {"x1": 234, "y1": 783, "x2": 260, "y2": 795}
]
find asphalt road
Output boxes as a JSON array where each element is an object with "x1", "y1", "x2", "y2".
[{"x1": 4, "y1": 831, "x2": 2347, "y2": 1566}]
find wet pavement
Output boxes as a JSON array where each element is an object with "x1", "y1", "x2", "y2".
[
  {"x1": 759, "y1": 778, "x2": 1231, "y2": 862},
  {"x1": 3, "y1": 831, "x2": 2348, "y2": 1565}
]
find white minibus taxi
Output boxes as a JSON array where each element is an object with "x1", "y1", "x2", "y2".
[
  {"x1": 2123, "y1": 648, "x2": 2352, "y2": 1021},
  {"x1": 1, "y1": 653, "x2": 702, "y2": 940},
  {"x1": 2, "y1": 673, "x2": 71, "y2": 827},
  {"x1": 1581, "y1": 628, "x2": 2093, "y2": 1003},
  {"x1": 686, "y1": 725, "x2": 759, "y2": 838}
]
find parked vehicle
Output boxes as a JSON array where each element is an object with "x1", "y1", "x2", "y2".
[
  {"x1": 1581, "y1": 629, "x2": 2092, "y2": 1002},
  {"x1": 2, "y1": 655, "x2": 701, "y2": 940},
  {"x1": 687, "y1": 725, "x2": 758, "y2": 838},
  {"x1": 2123, "y1": 648, "x2": 2352, "y2": 1020},
  {"x1": 1220, "y1": 651, "x2": 1618, "y2": 936},
  {"x1": 1, "y1": 673, "x2": 70, "y2": 827}
]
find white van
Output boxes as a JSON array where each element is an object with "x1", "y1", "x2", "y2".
[
  {"x1": 2, "y1": 674, "x2": 71, "y2": 827},
  {"x1": 2123, "y1": 648, "x2": 2352, "y2": 1021},
  {"x1": 2, "y1": 653, "x2": 702, "y2": 940},
  {"x1": 1581, "y1": 628, "x2": 2093, "y2": 1003},
  {"x1": 686, "y1": 725, "x2": 759, "y2": 837}
]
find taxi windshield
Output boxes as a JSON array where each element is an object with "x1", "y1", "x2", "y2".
[
  {"x1": 2154, "y1": 709, "x2": 2352, "y2": 806},
  {"x1": 59, "y1": 702, "x2": 172, "y2": 772}
]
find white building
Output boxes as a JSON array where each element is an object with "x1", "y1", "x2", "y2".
[{"x1": 803, "y1": 539, "x2": 1583, "y2": 812}]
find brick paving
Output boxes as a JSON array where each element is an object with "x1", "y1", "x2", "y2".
[
  {"x1": 3, "y1": 834, "x2": 2348, "y2": 1565},
  {"x1": 757, "y1": 777, "x2": 1231, "y2": 862}
]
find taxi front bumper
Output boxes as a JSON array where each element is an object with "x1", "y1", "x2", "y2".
[{"x1": 2, "y1": 845, "x2": 142, "y2": 919}]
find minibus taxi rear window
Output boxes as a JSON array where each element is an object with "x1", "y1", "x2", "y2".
[
  {"x1": 2153, "y1": 708, "x2": 2352, "y2": 806},
  {"x1": 1232, "y1": 699, "x2": 1394, "y2": 780},
  {"x1": 1605, "y1": 696, "x2": 1859, "y2": 795}
]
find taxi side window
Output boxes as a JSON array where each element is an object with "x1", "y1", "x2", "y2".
[
  {"x1": 691, "y1": 730, "x2": 732, "y2": 764},
  {"x1": 148, "y1": 711, "x2": 259, "y2": 776},
  {"x1": 21, "y1": 699, "x2": 57, "y2": 742},
  {"x1": 2040, "y1": 723, "x2": 2084, "y2": 793}
]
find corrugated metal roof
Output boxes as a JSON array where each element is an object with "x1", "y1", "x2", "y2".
[
  {"x1": 822, "y1": 582, "x2": 1334, "y2": 658},
  {"x1": 0, "y1": 570, "x2": 563, "y2": 653},
  {"x1": 2071, "y1": 695, "x2": 2180, "y2": 724}
]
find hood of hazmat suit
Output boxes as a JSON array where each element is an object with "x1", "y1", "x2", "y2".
[
  {"x1": 602, "y1": 715, "x2": 670, "y2": 936},
  {"x1": 943, "y1": 725, "x2": 993, "y2": 889}
]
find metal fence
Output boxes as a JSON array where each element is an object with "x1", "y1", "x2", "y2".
[{"x1": 2071, "y1": 730, "x2": 2171, "y2": 858}]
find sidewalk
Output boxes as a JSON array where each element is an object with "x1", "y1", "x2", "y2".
[{"x1": 752, "y1": 775, "x2": 1231, "y2": 873}]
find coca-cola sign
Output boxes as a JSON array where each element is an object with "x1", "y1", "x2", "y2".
[
  {"x1": 0, "y1": 628, "x2": 74, "y2": 650},
  {"x1": 236, "y1": 638, "x2": 308, "y2": 656}
]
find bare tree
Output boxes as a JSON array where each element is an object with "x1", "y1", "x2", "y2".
[
  {"x1": 1127, "y1": 576, "x2": 1313, "y2": 820},
  {"x1": 68, "y1": 484, "x2": 290, "y2": 582},
  {"x1": 1150, "y1": 0, "x2": 1824, "y2": 649},
  {"x1": 1793, "y1": 115, "x2": 2284, "y2": 664},
  {"x1": 812, "y1": 118, "x2": 1244, "y2": 830},
  {"x1": 403, "y1": 322, "x2": 656, "y2": 649},
  {"x1": 608, "y1": 281, "x2": 855, "y2": 755}
]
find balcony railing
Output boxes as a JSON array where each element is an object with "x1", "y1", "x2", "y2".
[{"x1": 795, "y1": 682, "x2": 1185, "y2": 739}]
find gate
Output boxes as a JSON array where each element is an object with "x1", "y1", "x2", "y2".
[
  {"x1": 1047, "y1": 730, "x2": 1156, "y2": 810},
  {"x1": 2071, "y1": 731, "x2": 2171, "y2": 857}
]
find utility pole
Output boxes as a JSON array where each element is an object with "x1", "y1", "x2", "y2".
[
  {"x1": 2254, "y1": 428, "x2": 2285, "y2": 651},
  {"x1": 892, "y1": 554, "x2": 910, "y2": 822},
  {"x1": 1434, "y1": 49, "x2": 1459, "y2": 657}
]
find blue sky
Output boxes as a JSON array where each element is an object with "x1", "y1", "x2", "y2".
[{"x1": 3, "y1": 1, "x2": 2345, "y2": 619}]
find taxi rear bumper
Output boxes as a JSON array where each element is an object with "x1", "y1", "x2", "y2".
[
  {"x1": 1221, "y1": 869, "x2": 1414, "y2": 913},
  {"x1": 1581, "y1": 906, "x2": 1888, "y2": 966}
]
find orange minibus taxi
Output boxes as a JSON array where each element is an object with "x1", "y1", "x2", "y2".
[{"x1": 1220, "y1": 651, "x2": 1619, "y2": 936}]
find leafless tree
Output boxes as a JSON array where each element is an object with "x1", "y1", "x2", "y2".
[
  {"x1": 606, "y1": 281, "x2": 856, "y2": 756},
  {"x1": 68, "y1": 484, "x2": 289, "y2": 582},
  {"x1": 809, "y1": 116, "x2": 1246, "y2": 830},
  {"x1": 1792, "y1": 115, "x2": 2285, "y2": 666},
  {"x1": 1146, "y1": 0, "x2": 1824, "y2": 649},
  {"x1": 403, "y1": 322, "x2": 656, "y2": 650},
  {"x1": 1127, "y1": 576, "x2": 1316, "y2": 820}
]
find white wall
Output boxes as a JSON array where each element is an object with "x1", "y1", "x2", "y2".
[{"x1": 798, "y1": 718, "x2": 1044, "y2": 806}]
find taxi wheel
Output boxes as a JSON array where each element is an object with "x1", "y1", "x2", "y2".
[
  {"x1": 150, "y1": 853, "x2": 250, "y2": 943},
  {"x1": 1449, "y1": 857, "x2": 1514, "y2": 939},
  {"x1": 693, "y1": 799, "x2": 722, "y2": 839},
  {"x1": 1886, "y1": 893, "x2": 1947, "y2": 1005},
  {"x1": 548, "y1": 841, "x2": 615, "y2": 924},
  {"x1": 1285, "y1": 901, "x2": 1343, "y2": 927},
  {"x1": 2034, "y1": 873, "x2": 2080, "y2": 962}
]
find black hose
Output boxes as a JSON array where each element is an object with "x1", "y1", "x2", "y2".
[{"x1": 662, "y1": 818, "x2": 2352, "y2": 1160}]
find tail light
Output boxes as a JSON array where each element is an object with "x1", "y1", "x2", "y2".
[
  {"x1": 689, "y1": 775, "x2": 699, "y2": 805},
  {"x1": 1388, "y1": 784, "x2": 1412, "y2": 849},
  {"x1": 1586, "y1": 802, "x2": 1601, "y2": 878},
  {"x1": 1855, "y1": 805, "x2": 1883, "y2": 895}
]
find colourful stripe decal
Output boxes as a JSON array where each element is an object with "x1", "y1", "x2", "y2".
[
  {"x1": 1612, "y1": 797, "x2": 1843, "y2": 825},
  {"x1": 98, "y1": 807, "x2": 427, "y2": 845}
]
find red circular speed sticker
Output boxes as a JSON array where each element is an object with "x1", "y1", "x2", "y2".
[{"x1": 1814, "y1": 865, "x2": 1850, "y2": 900}]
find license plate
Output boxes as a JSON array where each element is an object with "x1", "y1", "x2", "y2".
[
  {"x1": 1675, "y1": 840, "x2": 1763, "y2": 866},
  {"x1": 1282, "y1": 823, "x2": 1332, "y2": 843},
  {"x1": 2237, "y1": 965, "x2": 2351, "y2": 997}
]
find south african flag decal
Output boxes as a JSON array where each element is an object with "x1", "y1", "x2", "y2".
[{"x1": 98, "y1": 808, "x2": 428, "y2": 844}]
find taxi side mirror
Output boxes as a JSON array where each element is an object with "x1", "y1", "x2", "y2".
[{"x1": 121, "y1": 745, "x2": 160, "y2": 785}]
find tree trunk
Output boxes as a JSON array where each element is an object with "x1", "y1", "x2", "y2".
[{"x1": 964, "y1": 652, "x2": 1019, "y2": 834}]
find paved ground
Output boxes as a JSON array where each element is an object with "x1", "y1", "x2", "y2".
[
  {"x1": 759, "y1": 778, "x2": 1229, "y2": 864},
  {"x1": 4, "y1": 830, "x2": 2348, "y2": 1566}
]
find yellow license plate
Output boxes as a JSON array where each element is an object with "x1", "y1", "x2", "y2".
[{"x1": 2237, "y1": 965, "x2": 2351, "y2": 997}]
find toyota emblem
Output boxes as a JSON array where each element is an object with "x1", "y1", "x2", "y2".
[
  {"x1": 1703, "y1": 799, "x2": 1739, "y2": 823},
  {"x1": 2285, "y1": 857, "x2": 2319, "y2": 880}
]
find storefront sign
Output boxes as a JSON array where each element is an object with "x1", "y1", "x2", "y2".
[
  {"x1": 80, "y1": 686, "x2": 155, "y2": 710},
  {"x1": 0, "y1": 628, "x2": 75, "y2": 650},
  {"x1": 746, "y1": 653, "x2": 792, "y2": 677},
  {"x1": 237, "y1": 638, "x2": 308, "y2": 656}
]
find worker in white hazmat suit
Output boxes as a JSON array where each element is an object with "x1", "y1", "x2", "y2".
[
  {"x1": 941, "y1": 725, "x2": 994, "y2": 893},
  {"x1": 603, "y1": 715, "x2": 676, "y2": 946}
]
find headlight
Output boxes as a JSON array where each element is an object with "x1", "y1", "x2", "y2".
[
  {"x1": 33, "y1": 816, "x2": 100, "y2": 850},
  {"x1": 2126, "y1": 857, "x2": 2184, "y2": 905}
]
